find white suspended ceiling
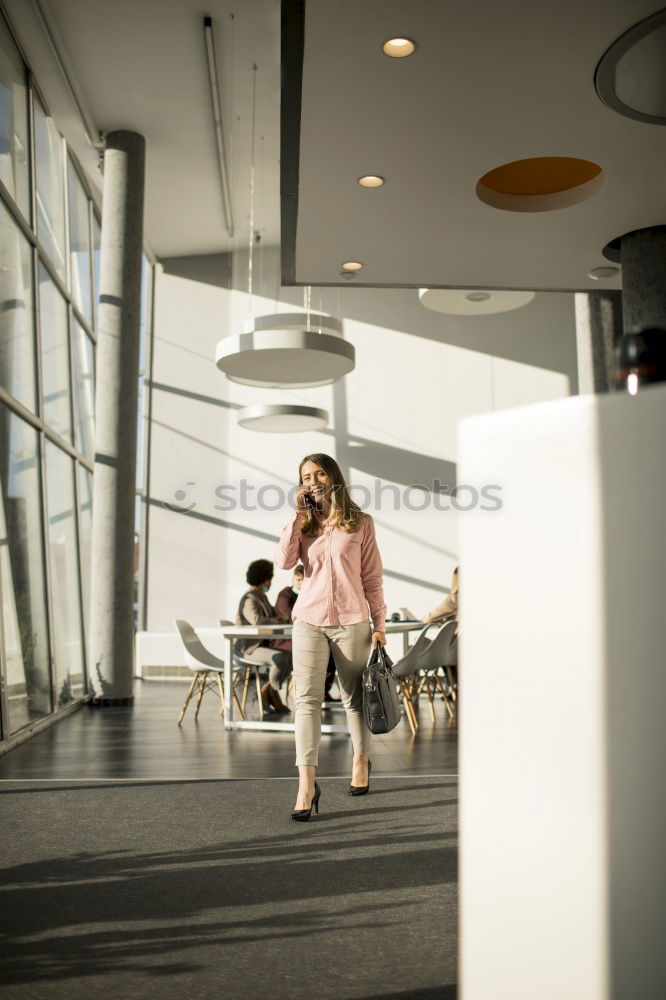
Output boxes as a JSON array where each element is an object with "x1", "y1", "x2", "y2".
[{"x1": 286, "y1": 0, "x2": 666, "y2": 291}]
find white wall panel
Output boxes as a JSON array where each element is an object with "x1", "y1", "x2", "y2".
[
  {"x1": 458, "y1": 384, "x2": 666, "y2": 1000},
  {"x1": 147, "y1": 270, "x2": 570, "y2": 667}
]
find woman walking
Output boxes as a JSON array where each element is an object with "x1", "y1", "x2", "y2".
[{"x1": 275, "y1": 453, "x2": 387, "y2": 820}]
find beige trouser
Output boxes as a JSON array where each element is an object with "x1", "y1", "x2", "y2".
[
  {"x1": 292, "y1": 619, "x2": 372, "y2": 766},
  {"x1": 240, "y1": 647, "x2": 292, "y2": 691}
]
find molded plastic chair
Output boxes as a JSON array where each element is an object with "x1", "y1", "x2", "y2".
[
  {"x1": 391, "y1": 625, "x2": 433, "y2": 735},
  {"x1": 175, "y1": 620, "x2": 244, "y2": 724},
  {"x1": 220, "y1": 619, "x2": 273, "y2": 720},
  {"x1": 417, "y1": 619, "x2": 458, "y2": 721}
]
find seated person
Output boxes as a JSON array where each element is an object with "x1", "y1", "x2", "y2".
[
  {"x1": 275, "y1": 564, "x2": 304, "y2": 621},
  {"x1": 275, "y1": 565, "x2": 340, "y2": 703},
  {"x1": 235, "y1": 558, "x2": 292, "y2": 714},
  {"x1": 422, "y1": 566, "x2": 459, "y2": 624}
]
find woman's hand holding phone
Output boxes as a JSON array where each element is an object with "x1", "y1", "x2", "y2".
[{"x1": 295, "y1": 485, "x2": 313, "y2": 513}]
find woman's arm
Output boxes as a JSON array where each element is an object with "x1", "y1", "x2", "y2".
[
  {"x1": 423, "y1": 567, "x2": 458, "y2": 623},
  {"x1": 423, "y1": 595, "x2": 456, "y2": 624},
  {"x1": 360, "y1": 515, "x2": 387, "y2": 635},
  {"x1": 274, "y1": 511, "x2": 305, "y2": 569}
]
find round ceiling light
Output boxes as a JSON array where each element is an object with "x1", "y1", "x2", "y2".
[
  {"x1": 476, "y1": 157, "x2": 605, "y2": 212},
  {"x1": 358, "y1": 175, "x2": 385, "y2": 188},
  {"x1": 595, "y1": 9, "x2": 666, "y2": 125},
  {"x1": 237, "y1": 405, "x2": 329, "y2": 433},
  {"x1": 382, "y1": 37, "x2": 416, "y2": 58},
  {"x1": 341, "y1": 261, "x2": 363, "y2": 271},
  {"x1": 419, "y1": 288, "x2": 536, "y2": 316},
  {"x1": 216, "y1": 312, "x2": 354, "y2": 389}
]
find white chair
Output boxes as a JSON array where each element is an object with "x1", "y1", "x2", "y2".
[{"x1": 175, "y1": 619, "x2": 244, "y2": 724}]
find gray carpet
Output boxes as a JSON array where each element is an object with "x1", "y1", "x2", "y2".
[{"x1": 0, "y1": 777, "x2": 457, "y2": 1000}]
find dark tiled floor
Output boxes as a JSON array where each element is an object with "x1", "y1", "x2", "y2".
[{"x1": 0, "y1": 679, "x2": 458, "y2": 780}]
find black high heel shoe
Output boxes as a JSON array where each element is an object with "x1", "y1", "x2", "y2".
[
  {"x1": 349, "y1": 760, "x2": 372, "y2": 796},
  {"x1": 291, "y1": 782, "x2": 321, "y2": 822}
]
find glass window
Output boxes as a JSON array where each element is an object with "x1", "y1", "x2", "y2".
[
  {"x1": 139, "y1": 256, "x2": 151, "y2": 374},
  {"x1": 0, "y1": 406, "x2": 52, "y2": 734},
  {"x1": 0, "y1": 17, "x2": 29, "y2": 218},
  {"x1": 92, "y1": 212, "x2": 100, "y2": 330},
  {"x1": 34, "y1": 97, "x2": 66, "y2": 279},
  {"x1": 136, "y1": 257, "x2": 152, "y2": 490},
  {"x1": 67, "y1": 157, "x2": 92, "y2": 323},
  {"x1": 44, "y1": 441, "x2": 85, "y2": 704},
  {"x1": 71, "y1": 319, "x2": 94, "y2": 461},
  {"x1": 77, "y1": 463, "x2": 92, "y2": 639},
  {"x1": 0, "y1": 202, "x2": 35, "y2": 410},
  {"x1": 39, "y1": 263, "x2": 71, "y2": 442}
]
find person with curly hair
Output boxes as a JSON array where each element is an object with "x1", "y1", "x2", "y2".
[{"x1": 234, "y1": 558, "x2": 292, "y2": 714}]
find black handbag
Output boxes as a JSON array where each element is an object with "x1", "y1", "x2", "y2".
[{"x1": 362, "y1": 643, "x2": 402, "y2": 734}]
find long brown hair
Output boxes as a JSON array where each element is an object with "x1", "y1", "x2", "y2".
[{"x1": 298, "y1": 453, "x2": 363, "y2": 536}]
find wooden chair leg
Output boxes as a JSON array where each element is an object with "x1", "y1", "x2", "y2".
[
  {"x1": 445, "y1": 666, "x2": 457, "y2": 701},
  {"x1": 426, "y1": 673, "x2": 437, "y2": 722},
  {"x1": 215, "y1": 670, "x2": 246, "y2": 721},
  {"x1": 215, "y1": 672, "x2": 225, "y2": 716},
  {"x1": 400, "y1": 675, "x2": 417, "y2": 728},
  {"x1": 194, "y1": 671, "x2": 208, "y2": 720},
  {"x1": 178, "y1": 674, "x2": 198, "y2": 725},
  {"x1": 255, "y1": 668, "x2": 265, "y2": 720},
  {"x1": 398, "y1": 680, "x2": 419, "y2": 735},
  {"x1": 241, "y1": 667, "x2": 251, "y2": 712},
  {"x1": 232, "y1": 674, "x2": 245, "y2": 720},
  {"x1": 434, "y1": 671, "x2": 455, "y2": 719},
  {"x1": 409, "y1": 674, "x2": 420, "y2": 708},
  {"x1": 406, "y1": 693, "x2": 419, "y2": 734}
]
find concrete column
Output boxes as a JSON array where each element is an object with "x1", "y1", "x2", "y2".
[
  {"x1": 89, "y1": 131, "x2": 145, "y2": 703},
  {"x1": 620, "y1": 226, "x2": 666, "y2": 334},
  {"x1": 575, "y1": 291, "x2": 622, "y2": 393}
]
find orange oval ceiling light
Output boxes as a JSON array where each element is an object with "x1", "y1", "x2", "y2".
[{"x1": 476, "y1": 156, "x2": 605, "y2": 212}]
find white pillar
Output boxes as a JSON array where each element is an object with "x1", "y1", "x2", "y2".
[
  {"x1": 89, "y1": 131, "x2": 145, "y2": 702},
  {"x1": 458, "y1": 384, "x2": 666, "y2": 999}
]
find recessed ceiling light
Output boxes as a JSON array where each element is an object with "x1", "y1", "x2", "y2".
[
  {"x1": 588, "y1": 265, "x2": 620, "y2": 279},
  {"x1": 358, "y1": 175, "x2": 384, "y2": 188},
  {"x1": 382, "y1": 37, "x2": 416, "y2": 58},
  {"x1": 342, "y1": 261, "x2": 363, "y2": 271},
  {"x1": 465, "y1": 292, "x2": 491, "y2": 302}
]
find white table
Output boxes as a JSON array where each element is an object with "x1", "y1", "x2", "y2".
[{"x1": 220, "y1": 621, "x2": 425, "y2": 733}]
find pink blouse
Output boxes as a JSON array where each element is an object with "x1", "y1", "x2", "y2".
[{"x1": 275, "y1": 511, "x2": 387, "y2": 632}]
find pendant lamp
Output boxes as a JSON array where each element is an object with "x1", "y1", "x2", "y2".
[
  {"x1": 216, "y1": 312, "x2": 354, "y2": 388},
  {"x1": 237, "y1": 404, "x2": 329, "y2": 432}
]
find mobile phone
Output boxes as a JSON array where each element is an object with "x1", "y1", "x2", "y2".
[{"x1": 301, "y1": 489, "x2": 320, "y2": 511}]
